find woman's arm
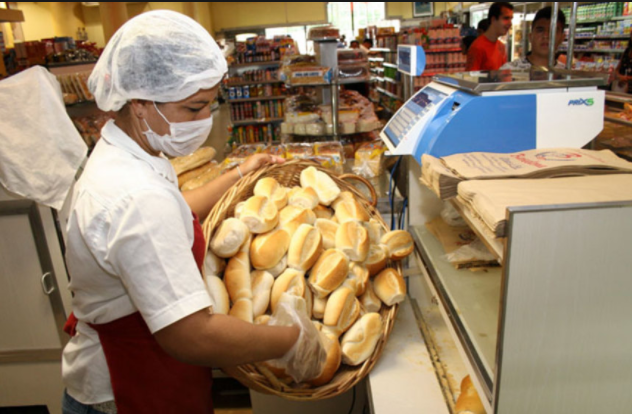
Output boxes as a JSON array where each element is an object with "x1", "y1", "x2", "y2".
[
  {"x1": 154, "y1": 309, "x2": 299, "y2": 367},
  {"x1": 182, "y1": 154, "x2": 285, "y2": 220}
]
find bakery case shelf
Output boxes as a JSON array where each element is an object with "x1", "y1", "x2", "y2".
[
  {"x1": 231, "y1": 117, "x2": 284, "y2": 126},
  {"x1": 227, "y1": 96, "x2": 287, "y2": 103}
]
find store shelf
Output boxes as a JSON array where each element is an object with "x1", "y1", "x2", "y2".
[
  {"x1": 575, "y1": 15, "x2": 632, "y2": 24},
  {"x1": 604, "y1": 111, "x2": 632, "y2": 127},
  {"x1": 376, "y1": 87, "x2": 403, "y2": 102},
  {"x1": 229, "y1": 61, "x2": 282, "y2": 69},
  {"x1": 231, "y1": 117, "x2": 284, "y2": 126},
  {"x1": 226, "y1": 80, "x2": 283, "y2": 87},
  {"x1": 569, "y1": 35, "x2": 630, "y2": 40},
  {"x1": 449, "y1": 199, "x2": 504, "y2": 264},
  {"x1": 411, "y1": 225, "x2": 501, "y2": 382},
  {"x1": 561, "y1": 48, "x2": 625, "y2": 54},
  {"x1": 227, "y1": 96, "x2": 286, "y2": 103},
  {"x1": 369, "y1": 57, "x2": 385, "y2": 62},
  {"x1": 383, "y1": 62, "x2": 398, "y2": 69},
  {"x1": 424, "y1": 48, "x2": 462, "y2": 54},
  {"x1": 370, "y1": 48, "x2": 397, "y2": 53},
  {"x1": 383, "y1": 77, "x2": 399, "y2": 85}
]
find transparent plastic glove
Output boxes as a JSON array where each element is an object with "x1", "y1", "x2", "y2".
[{"x1": 267, "y1": 293, "x2": 327, "y2": 384}]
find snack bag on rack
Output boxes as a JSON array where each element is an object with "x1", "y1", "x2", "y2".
[
  {"x1": 224, "y1": 143, "x2": 266, "y2": 165},
  {"x1": 314, "y1": 141, "x2": 345, "y2": 173},
  {"x1": 353, "y1": 140, "x2": 386, "y2": 178},
  {"x1": 285, "y1": 143, "x2": 315, "y2": 160}
]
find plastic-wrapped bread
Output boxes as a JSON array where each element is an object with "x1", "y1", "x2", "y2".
[
  {"x1": 289, "y1": 187, "x2": 319, "y2": 210},
  {"x1": 340, "y1": 312, "x2": 383, "y2": 366},
  {"x1": 224, "y1": 252, "x2": 252, "y2": 302},
  {"x1": 250, "y1": 229, "x2": 290, "y2": 270},
  {"x1": 229, "y1": 297, "x2": 253, "y2": 323},
  {"x1": 210, "y1": 218, "x2": 250, "y2": 259},
  {"x1": 364, "y1": 245, "x2": 388, "y2": 277},
  {"x1": 288, "y1": 224, "x2": 323, "y2": 272},
  {"x1": 313, "y1": 295, "x2": 327, "y2": 320},
  {"x1": 254, "y1": 177, "x2": 289, "y2": 210},
  {"x1": 380, "y1": 230, "x2": 414, "y2": 261},
  {"x1": 455, "y1": 376, "x2": 486, "y2": 414},
  {"x1": 170, "y1": 146, "x2": 216, "y2": 175},
  {"x1": 313, "y1": 205, "x2": 334, "y2": 220},
  {"x1": 360, "y1": 281, "x2": 382, "y2": 313},
  {"x1": 278, "y1": 205, "x2": 316, "y2": 238},
  {"x1": 323, "y1": 286, "x2": 361, "y2": 335},
  {"x1": 314, "y1": 219, "x2": 339, "y2": 250},
  {"x1": 373, "y1": 268, "x2": 406, "y2": 306},
  {"x1": 309, "y1": 331, "x2": 342, "y2": 387},
  {"x1": 300, "y1": 166, "x2": 341, "y2": 206},
  {"x1": 204, "y1": 250, "x2": 226, "y2": 277},
  {"x1": 264, "y1": 255, "x2": 288, "y2": 278},
  {"x1": 344, "y1": 263, "x2": 370, "y2": 297},
  {"x1": 240, "y1": 195, "x2": 279, "y2": 234},
  {"x1": 204, "y1": 274, "x2": 229, "y2": 315},
  {"x1": 335, "y1": 221, "x2": 370, "y2": 262},
  {"x1": 251, "y1": 270, "x2": 274, "y2": 318},
  {"x1": 270, "y1": 269, "x2": 306, "y2": 313},
  {"x1": 308, "y1": 249, "x2": 350, "y2": 299}
]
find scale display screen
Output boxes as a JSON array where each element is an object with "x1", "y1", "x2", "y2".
[{"x1": 382, "y1": 86, "x2": 449, "y2": 149}]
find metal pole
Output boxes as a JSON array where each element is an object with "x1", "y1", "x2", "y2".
[
  {"x1": 566, "y1": 3, "x2": 578, "y2": 70},
  {"x1": 548, "y1": 2, "x2": 559, "y2": 68},
  {"x1": 332, "y1": 73, "x2": 340, "y2": 141}
]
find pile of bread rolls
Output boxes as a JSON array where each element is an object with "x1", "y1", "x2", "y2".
[{"x1": 204, "y1": 166, "x2": 414, "y2": 386}]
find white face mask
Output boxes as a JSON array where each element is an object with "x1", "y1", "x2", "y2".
[{"x1": 143, "y1": 101, "x2": 213, "y2": 157}]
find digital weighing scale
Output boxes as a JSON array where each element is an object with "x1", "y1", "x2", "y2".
[{"x1": 380, "y1": 69, "x2": 609, "y2": 163}]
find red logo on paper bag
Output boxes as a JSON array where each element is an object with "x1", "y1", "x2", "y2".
[{"x1": 535, "y1": 152, "x2": 582, "y2": 162}]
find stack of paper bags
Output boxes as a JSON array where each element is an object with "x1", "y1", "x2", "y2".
[
  {"x1": 421, "y1": 148, "x2": 632, "y2": 200},
  {"x1": 457, "y1": 174, "x2": 632, "y2": 238}
]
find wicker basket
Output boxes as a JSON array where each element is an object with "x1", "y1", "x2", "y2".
[{"x1": 202, "y1": 159, "x2": 400, "y2": 401}]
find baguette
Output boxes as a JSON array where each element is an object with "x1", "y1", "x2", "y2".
[
  {"x1": 180, "y1": 162, "x2": 221, "y2": 191},
  {"x1": 170, "y1": 146, "x2": 216, "y2": 175},
  {"x1": 229, "y1": 297, "x2": 253, "y2": 323},
  {"x1": 224, "y1": 252, "x2": 252, "y2": 302},
  {"x1": 204, "y1": 274, "x2": 229, "y2": 315},
  {"x1": 177, "y1": 161, "x2": 214, "y2": 188}
]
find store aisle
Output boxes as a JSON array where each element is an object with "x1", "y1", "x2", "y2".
[{"x1": 206, "y1": 103, "x2": 232, "y2": 162}]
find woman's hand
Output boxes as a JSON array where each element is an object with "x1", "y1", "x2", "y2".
[{"x1": 240, "y1": 153, "x2": 285, "y2": 176}]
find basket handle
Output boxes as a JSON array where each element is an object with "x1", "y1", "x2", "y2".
[{"x1": 339, "y1": 174, "x2": 378, "y2": 207}]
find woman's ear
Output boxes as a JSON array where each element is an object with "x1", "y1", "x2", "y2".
[{"x1": 129, "y1": 99, "x2": 151, "y2": 120}]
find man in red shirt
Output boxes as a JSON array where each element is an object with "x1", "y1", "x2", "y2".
[{"x1": 467, "y1": 2, "x2": 514, "y2": 71}]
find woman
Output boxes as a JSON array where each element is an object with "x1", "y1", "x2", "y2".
[{"x1": 61, "y1": 11, "x2": 324, "y2": 414}]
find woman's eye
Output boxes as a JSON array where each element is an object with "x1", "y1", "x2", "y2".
[{"x1": 188, "y1": 107, "x2": 204, "y2": 113}]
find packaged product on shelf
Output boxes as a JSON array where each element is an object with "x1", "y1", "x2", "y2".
[
  {"x1": 305, "y1": 155, "x2": 344, "y2": 174},
  {"x1": 314, "y1": 141, "x2": 345, "y2": 172},
  {"x1": 225, "y1": 143, "x2": 266, "y2": 164},
  {"x1": 307, "y1": 26, "x2": 341, "y2": 41},
  {"x1": 338, "y1": 49, "x2": 369, "y2": 64},
  {"x1": 283, "y1": 95, "x2": 321, "y2": 133},
  {"x1": 71, "y1": 113, "x2": 113, "y2": 147},
  {"x1": 353, "y1": 140, "x2": 387, "y2": 178},
  {"x1": 337, "y1": 49, "x2": 370, "y2": 81},
  {"x1": 262, "y1": 144, "x2": 286, "y2": 158},
  {"x1": 285, "y1": 143, "x2": 314, "y2": 160}
]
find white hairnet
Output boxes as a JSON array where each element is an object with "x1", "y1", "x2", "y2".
[{"x1": 89, "y1": 10, "x2": 227, "y2": 112}]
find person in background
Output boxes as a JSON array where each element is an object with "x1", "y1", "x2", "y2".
[
  {"x1": 338, "y1": 34, "x2": 347, "y2": 48},
  {"x1": 477, "y1": 18, "x2": 490, "y2": 37},
  {"x1": 614, "y1": 31, "x2": 632, "y2": 93},
  {"x1": 361, "y1": 38, "x2": 373, "y2": 52},
  {"x1": 350, "y1": 40, "x2": 360, "y2": 49},
  {"x1": 501, "y1": 6, "x2": 566, "y2": 70},
  {"x1": 61, "y1": 10, "x2": 324, "y2": 414},
  {"x1": 461, "y1": 35, "x2": 478, "y2": 56},
  {"x1": 467, "y1": 2, "x2": 514, "y2": 71}
]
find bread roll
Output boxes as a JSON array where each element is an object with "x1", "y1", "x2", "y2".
[
  {"x1": 289, "y1": 186, "x2": 319, "y2": 210},
  {"x1": 360, "y1": 281, "x2": 382, "y2": 313},
  {"x1": 334, "y1": 199, "x2": 370, "y2": 224},
  {"x1": 314, "y1": 219, "x2": 339, "y2": 250},
  {"x1": 324, "y1": 286, "x2": 361, "y2": 335},
  {"x1": 180, "y1": 163, "x2": 221, "y2": 191},
  {"x1": 240, "y1": 195, "x2": 279, "y2": 234},
  {"x1": 255, "y1": 315, "x2": 271, "y2": 325},
  {"x1": 304, "y1": 281, "x2": 313, "y2": 320},
  {"x1": 254, "y1": 177, "x2": 289, "y2": 210},
  {"x1": 224, "y1": 252, "x2": 252, "y2": 302},
  {"x1": 300, "y1": 166, "x2": 341, "y2": 206},
  {"x1": 278, "y1": 205, "x2": 316, "y2": 238},
  {"x1": 170, "y1": 146, "x2": 216, "y2": 175},
  {"x1": 229, "y1": 297, "x2": 253, "y2": 323},
  {"x1": 251, "y1": 270, "x2": 274, "y2": 318},
  {"x1": 363, "y1": 219, "x2": 385, "y2": 245},
  {"x1": 335, "y1": 221, "x2": 370, "y2": 262},
  {"x1": 344, "y1": 263, "x2": 370, "y2": 296},
  {"x1": 250, "y1": 229, "x2": 290, "y2": 270},
  {"x1": 313, "y1": 295, "x2": 327, "y2": 320},
  {"x1": 234, "y1": 201, "x2": 246, "y2": 219},
  {"x1": 288, "y1": 224, "x2": 323, "y2": 272},
  {"x1": 270, "y1": 269, "x2": 306, "y2": 313},
  {"x1": 210, "y1": 218, "x2": 250, "y2": 258},
  {"x1": 340, "y1": 312, "x2": 383, "y2": 366},
  {"x1": 373, "y1": 268, "x2": 406, "y2": 306},
  {"x1": 313, "y1": 205, "x2": 334, "y2": 220},
  {"x1": 364, "y1": 244, "x2": 388, "y2": 277},
  {"x1": 203, "y1": 250, "x2": 226, "y2": 277},
  {"x1": 331, "y1": 191, "x2": 356, "y2": 210},
  {"x1": 455, "y1": 376, "x2": 485, "y2": 414},
  {"x1": 380, "y1": 230, "x2": 414, "y2": 261},
  {"x1": 309, "y1": 331, "x2": 342, "y2": 387},
  {"x1": 263, "y1": 254, "x2": 287, "y2": 279},
  {"x1": 308, "y1": 249, "x2": 350, "y2": 299},
  {"x1": 204, "y1": 274, "x2": 229, "y2": 315}
]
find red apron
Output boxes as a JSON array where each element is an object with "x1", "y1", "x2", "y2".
[{"x1": 65, "y1": 213, "x2": 213, "y2": 414}]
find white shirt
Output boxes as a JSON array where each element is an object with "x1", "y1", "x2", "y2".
[
  {"x1": 62, "y1": 120, "x2": 212, "y2": 404},
  {"x1": 501, "y1": 56, "x2": 565, "y2": 70}
]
